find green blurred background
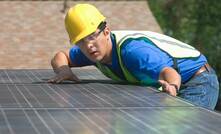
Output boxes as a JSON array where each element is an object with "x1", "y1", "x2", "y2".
[{"x1": 148, "y1": 0, "x2": 221, "y2": 110}]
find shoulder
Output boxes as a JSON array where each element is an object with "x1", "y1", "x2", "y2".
[
  {"x1": 70, "y1": 46, "x2": 81, "y2": 53},
  {"x1": 120, "y1": 38, "x2": 170, "y2": 70},
  {"x1": 121, "y1": 38, "x2": 158, "y2": 59}
]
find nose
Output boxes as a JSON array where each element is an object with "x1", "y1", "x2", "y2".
[{"x1": 86, "y1": 42, "x2": 94, "y2": 49}]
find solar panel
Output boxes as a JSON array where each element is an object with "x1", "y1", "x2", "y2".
[{"x1": 0, "y1": 69, "x2": 221, "y2": 134}]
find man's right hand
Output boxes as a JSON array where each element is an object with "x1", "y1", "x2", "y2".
[{"x1": 48, "y1": 65, "x2": 80, "y2": 83}]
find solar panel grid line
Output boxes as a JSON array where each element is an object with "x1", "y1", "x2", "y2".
[
  {"x1": 126, "y1": 107, "x2": 221, "y2": 133},
  {"x1": 63, "y1": 110, "x2": 95, "y2": 133},
  {"x1": 50, "y1": 85, "x2": 84, "y2": 107},
  {"x1": 5, "y1": 110, "x2": 38, "y2": 134},
  {"x1": 109, "y1": 84, "x2": 191, "y2": 107},
  {"x1": 119, "y1": 109, "x2": 161, "y2": 133},
  {"x1": 202, "y1": 107, "x2": 221, "y2": 116},
  {"x1": 98, "y1": 84, "x2": 149, "y2": 107},
  {"x1": 82, "y1": 84, "x2": 125, "y2": 107},
  {"x1": 79, "y1": 84, "x2": 116, "y2": 107},
  {"x1": 32, "y1": 110, "x2": 54, "y2": 134},
  {"x1": 81, "y1": 108, "x2": 146, "y2": 134},
  {"x1": 82, "y1": 109, "x2": 119, "y2": 133},
  {"x1": 6, "y1": 85, "x2": 30, "y2": 108},
  {"x1": 93, "y1": 83, "x2": 148, "y2": 107},
  {"x1": 13, "y1": 84, "x2": 33, "y2": 108},
  {"x1": 0, "y1": 71, "x2": 5, "y2": 84},
  {"x1": 3, "y1": 70, "x2": 13, "y2": 84},
  {"x1": 28, "y1": 85, "x2": 61, "y2": 108},
  {"x1": 30, "y1": 69, "x2": 110, "y2": 107},
  {"x1": 34, "y1": 70, "x2": 86, "y2": 107},
  {"x1": 108, "y1": 109, "x2": 148, "y2": 133},
  {"x1": 40, "y1": 109, "x2": 69, "y2": 134},
  {"x1": 23, "y1": 71, "x2": 69, "y2": 107},
  {"x1": 27, "y1": 70, "x2": 46, "y2": 83},
  {"x1": 108, "y1": 84, "x2": 152, "y2": 103},
  {"x1": 0, "y1": 109, "x2": 14, "y2": 134},
  {"x1": 28, "y1": 69, "x2": 186, "y2": 108},
  {"x1": 73, "y1": 84, "x2": 110, "y2": 107},
  {"x1": 120, "y1": 109, "x2": 161, "y2": 134},
  {"x1": 23, "y1": 71, "x2": 61, "y2": 106},
  {"x1": 6, "y1": 71, "x2": 17, "y2": 84},
  {"x1": 15, "y1": 85, "x2": 43, "y2": 108},
  {"x1": 24, "y1": 70, "x2": 73, "y2": 107},
  {"x1": 7, "y1": 71, "x2": 31, "y2": 108},
  {"x1": 194, "y1": 110, "x2": 221, "y2": 133},
  {"x1": 52, "y1": 110, "x2": 93, "y2": 134},
  {"x1": 196, "y1": 124, "x2": 216, "y2": 134},
  {"x1": 36, "y1": 110, "x2": 66, "y2": 134},
  {"x1": 81, "y1": 84, "x2": 116, "y2": 107},
  {"x1": 47, "y1": 110, "x2": 83, "y2": 134},
  {"x1": 33, "y1": 70, "x2": 54, "y2": 82},
  {"x1": 97, "y1": 84, "x2": 138, "y2": 107},
  {"x1": 76, "y1": 109, "x2": 109, "y2": 134},
  {"x1": 0, "y1": 106, "x2": 193, "y2": 110},
  {"x1": 24, "y1": 110, "x2": 52, "y2": 134},
  {"x1": 42, "y1": 84, "x2": 75, "y2": 107},
  {"x1": 0, "y1": 113, "x2": 11, "y2": 133},
  {"x1": 1, "y1": 69, "x2": 221, "y2": 133},
  {"x1": 23, "y1": 70, "x2": 40, "y2": 83},
  {"x1": 10, "y1": 71, "x2": 20, "y2": 84},
  {"x1": 22, "y1": 110, "x2": 41, "y2": 134},
  {"x1": 9, "y1": 70, "x2": 44, "y2": 108},
  {"x1": 127, "y1": 108, "x2": 180, "y2": 131},
  {"x1": 101, "y1": 84, "x2": 151, "y2": 107},
  {"x1": 32, "y1": 70, "x2": 84, "y2": 108},
  {"x1": 68, "y1": 110, "x2": 101, "y2": 134},
  {"x1": 56, "y1": 84, "x2": 98, "y2": 108},
  {"x1": 1, "y1": 109, "x2": 219, "y2": 133},
  {"x1": 6, "y1": 85, "x2": 22, "y2": 108},
  {"x1": 126, "y1": 109, "x2": 166, "y2": 133}
]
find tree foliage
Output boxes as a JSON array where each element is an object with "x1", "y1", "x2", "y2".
[{"x1": 148, "y1": 0, "x2": 221, "y2": 81}]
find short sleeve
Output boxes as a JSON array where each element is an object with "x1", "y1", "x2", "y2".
[{"x1": 69, "y1": 46, "x2": 95, "y2": 66}]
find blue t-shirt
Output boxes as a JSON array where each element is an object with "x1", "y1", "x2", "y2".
[{"x1": 69, "y1": 33, "x2": 207, "y2": 83}]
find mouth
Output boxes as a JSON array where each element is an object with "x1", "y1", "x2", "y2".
[{"x1": 90, "y1": 51, "x2": 99, "y2": 56}]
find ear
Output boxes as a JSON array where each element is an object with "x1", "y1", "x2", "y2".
[{"x1": 103, "y1": 26, "x2": 111, "y2": 37}]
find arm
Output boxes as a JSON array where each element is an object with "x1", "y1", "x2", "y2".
[
  {"x1": 51, "y1": 49, "x2": 75, "y2": 73},
  {"x1": 158, "y1": 67, "x2": 181, "y2": 96},
  {"x1": 120, "y1": 39, "x2": 181, "y2": 96},
  {"x1": 48, "y1": 49, "x2": 80, "y2": 83}
]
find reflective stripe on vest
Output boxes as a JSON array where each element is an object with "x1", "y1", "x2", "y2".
[
  {"x1": 96, "y1": 62, "x2": 123, "y2": 82},
  {"x1": 96, "y1": 31, "x2": 201, "y2": 86}
]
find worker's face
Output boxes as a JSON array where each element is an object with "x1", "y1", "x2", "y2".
[{"x1": 76, "y1": 27, "x2": 111, "y2": 63}]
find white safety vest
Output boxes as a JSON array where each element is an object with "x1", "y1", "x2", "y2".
[{"x1": 113, "y1": 30, "x2": 201, "y2": 58}]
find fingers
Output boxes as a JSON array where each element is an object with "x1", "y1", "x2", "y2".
[
  {"x1": 47, "y1": 76, "x2": 62, "y2": 83},
  {"x1": 47, "y1": 74, "x2": 80, "y2": 84},
  {"x1": 158, "y1": 80, "x2": 168, "y2": 89},
  {"x1": 158, "y1": 80, "x2": 177, "y2": 96},
  {"x1": 48, "y1": 65, "x2": 81, "y2": 83}
]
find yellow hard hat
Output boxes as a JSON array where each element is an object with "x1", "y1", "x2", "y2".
[{"x1": 65, "y1": 4, "x2": 106, "y2": 44}]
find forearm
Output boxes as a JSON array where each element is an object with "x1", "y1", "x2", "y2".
[
  {"x1": 48, "y1": 50, "x2": 81, "y2": 83},
  {"x1": 159, "y1": 67, "x2": 181, "y2": 89},
  {"x1": 51, "y1": 51, "x2": 70, "y2": 74}
]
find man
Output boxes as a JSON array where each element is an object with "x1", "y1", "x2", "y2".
[{"x1": 49, "y1": 4, "x2": 219, "y2": 110}]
